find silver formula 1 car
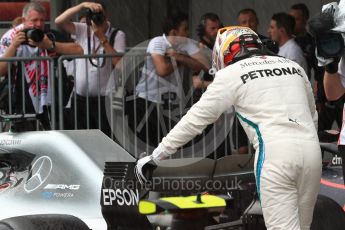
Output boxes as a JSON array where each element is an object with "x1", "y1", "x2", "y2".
[{"x1": 0, "y1": 129, "x2": 344, "y2": 230}]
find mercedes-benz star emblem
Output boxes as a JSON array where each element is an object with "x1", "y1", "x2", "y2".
[{"x1": 24, "y1": 156, "x2": 52, "y2": 193}]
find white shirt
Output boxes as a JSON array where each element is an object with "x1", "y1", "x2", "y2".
[
  {"x1": 136, "y1": 35, "x2": 199, "y2": 103},
  {"x1": 73, "y1": 22, "x2": 126, "y2": 96},
  {"x1": 278, "y1": 38, "x2": 308, "y2": 74}
]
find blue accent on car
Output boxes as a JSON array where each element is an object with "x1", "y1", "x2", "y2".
[{"x1": 42, "y1": 191, "x2": 54, "y2": 199}]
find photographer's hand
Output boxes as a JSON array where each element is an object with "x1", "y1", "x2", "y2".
[
  {"x1": 0, "y1": 30, "x2": 26, "y2": 76},
  {"x1": 166, "y1": 48, "x2": 207, "y2": 72},
  {"x1": 55, "y1": 2, "x2": 102, "y2": 35},
  {"x1": 166, "y1": 48, "x2": 181, "y2": 60},
  {"x1": 30, "y1": 34, "x2": 52, "y2": 50},
  {"x1": 91, "y1": 21, "x2": 123, "y2": 67},
  {"x1": 91, "y1": 22, "x2": 105, "y2": 39},
  {"x1": 81, "y1": 2, "x2": 103, "y2": 13},
  {"x1": 325, "y1": 57, "x2": 340, "y2": 74},
  {"x1": 11, "y1": 30, "x2": 26, "y2": 49}
]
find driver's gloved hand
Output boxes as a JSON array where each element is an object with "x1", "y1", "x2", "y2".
[
  {"x1": 134, "y1": 144, "x2": 170, "y2": 185},
  {"x1": 135, "y1": 155, "x2": 156, "y2": 185}
]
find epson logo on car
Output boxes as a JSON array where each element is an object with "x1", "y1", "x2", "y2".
[
  {"x1": 103, "y1": 189, "x2": 139, "y2": 206},
  {"x1": 44, "y1": 184, "x2": 80, "y2": 190}
]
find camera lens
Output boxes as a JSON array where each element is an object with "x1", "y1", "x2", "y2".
[
  {"x1": 92, "y1": 13, "x2": 105, "y2": 26},
  {"x1": 317, "y1": 33, "x2": 344, "y2": 58},
  {"x1": 22, "y1": 28, "x2": 44, "y2": 44},
  {"x1": 86, "y1": 8, "x2": 105, "y2": 26},
  {"x1": 27, "y1": 29, "x2": 44, "y2": 43}
]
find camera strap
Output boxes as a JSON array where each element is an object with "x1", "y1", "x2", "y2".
[
  {"x1": 87, "y1": 26, "x2": 120, "y2": 68},
  {"x1": 92, "y1": 36, "x2": 102, "y2": 54},
  {"x1": 87, "y1": 25, "x2": 105, "y2": 68},
  {"x1": 109, "y1": 28, "x2": 119, "y2": 50}
]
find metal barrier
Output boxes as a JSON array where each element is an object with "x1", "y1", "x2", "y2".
[
  {"x1": 0, "y1": 53, "x2": 250, "y2": 158},
  {"x1": 0, "y1": 56, "x2": 55, "y2": 130},
  {"x1": 57, "y1": 53, "x2": 126, "y2": 130}
]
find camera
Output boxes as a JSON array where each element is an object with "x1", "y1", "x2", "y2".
[
  {"x1": 22, "y1": 28, "x2": 44, "y2": 44},
  {"x1": 315, "y1": 32, "x2": 344, "y2": 59},
  {"x1": 86, "y1": 8, "x2": 105, "y2": 26},
  {"x1": 308, "y1": 9, "x2": 345, "y2": 59},
  {"x1": 261, "y1": 38, "x2": 279, "y2": 54}
]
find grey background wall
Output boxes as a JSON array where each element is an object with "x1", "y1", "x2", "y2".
[
  {"x1": 189, "y1": 0, "x2": 334, "y2": 39},
  {"x1": 49, "y1": 0, "x2": 336, "y2": 47},
  {"x1": 108, "y1": 0, "x2": 335, "y2": 47},
  {"x1": 0, "y1": 0, "x2": 336, "y2": 45},
  {"x1": 51, "y1": 0, "x2": 189, "y2": 47}
]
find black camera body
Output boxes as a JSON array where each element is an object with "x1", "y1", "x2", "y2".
[
  {"x1": 22, "y1": 28, "x2": 44, "y2": 44},
  {"x1": 261, "y1": 38, "x2": 279, "y2": 54},
  {"x1": 315, "y1": 32, "x2": 344, "y2": 59},
  {"x1": 308, "y1": 10, "x2": 345, "y2": 59},
  {"x1": 86, "y1": 8, "x2": 105, "y2": 26}
]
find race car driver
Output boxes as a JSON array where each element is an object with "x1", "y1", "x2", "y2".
[{"x1": 135, "y1": 26, "x2": 322, "y2": 230}]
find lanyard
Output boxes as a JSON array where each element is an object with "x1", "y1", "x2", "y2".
[
  {"x1": 92, "y1": 35, "x2": 102, "y2": 54},
  {"x1": 87, "y1": 25, "x2": 106, "y2": 68}
]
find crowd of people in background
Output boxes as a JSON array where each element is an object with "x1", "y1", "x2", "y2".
[{"x1": 0, "y1": 1, "x2": 343, "y2": 159}]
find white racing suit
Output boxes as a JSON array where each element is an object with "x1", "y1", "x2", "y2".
[{"x1": 154, "y1": 55, "x2": 322, "y2": 230}]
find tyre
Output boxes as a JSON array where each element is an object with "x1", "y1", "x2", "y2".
[
  {"x1": 311, "y1": 195, "x2": 345, "y2": 230},
  {"x1": 0, "y1": 214, "x2": 90, "y2": 230}
]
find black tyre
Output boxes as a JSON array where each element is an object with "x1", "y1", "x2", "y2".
[
  {"x1": 0, "y1": 214, "x2": 90, "y2": 230},
  {"x1": 311, "y1": 195, "x2": 345, "y2": 230}
]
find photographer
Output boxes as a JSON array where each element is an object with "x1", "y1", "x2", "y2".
[
  {"x1": 55, "y1": 1, "x2": 126, "y2": 136},
  {"x1": 309, "y1": 1, "x2": 345, "y2": 185},
  {"x1": 0, "y1": 2, "x2": 83, "y2": 131},
  {"x1": 323, "y1": 56, "x2": 345, "y2": 185}
]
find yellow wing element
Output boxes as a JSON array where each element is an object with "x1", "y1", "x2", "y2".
[{"x1": 139, "y1": 194, "x2": 227, "y2": 215}]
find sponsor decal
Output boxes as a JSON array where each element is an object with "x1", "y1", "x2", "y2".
[
  {"x1": 0, "y1": 139, "x2": 22, "y2": 146},
  {"x1": 42, "y1": 191, "x2": 54, "y2": 198},
  {"x1": 44, "y1": 184, "x2": 80, "y2": 190},
  {"x1": 53, "y1": 192, "x2": 74, "y2": 198},
  {"x1": 240, "y1": 59, "x2": 276, "y2": 68},
  {"x1": 102, "y1": 188, "x2": 139, "y2": 206},
  {"x1": 42, "y1": 191, "x2": 74, "y2": 199},
  {"x1": 239, "y1": 57, "x2": 292, "y2": 68},
  {"x1": 240, "y1": 67, "x2": 303, "y2": 84},
  {"x1": 24, "y1": 156, "x2": 52, "y2": 193},
  {"x1": 332, "y1": 155, "x2": 343, "y2": 166}
]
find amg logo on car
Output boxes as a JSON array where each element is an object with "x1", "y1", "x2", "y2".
[
  {"x1": 102, "y1": 189, "x2": 139, "y2": 206},
  {"x1": 44, "y1": 184, "x2": 80, "y2": 190}
]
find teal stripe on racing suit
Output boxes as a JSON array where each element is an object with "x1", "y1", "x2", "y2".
[{"x1": 237, "y1": 112, "x2": 265, "y2": 201}]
